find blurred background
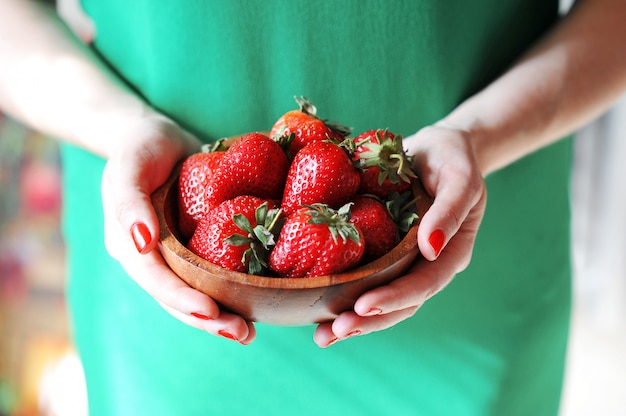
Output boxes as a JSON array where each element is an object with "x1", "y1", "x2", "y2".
[{"x1": 0, "y1": 114, "x2": 85, "y2": 416}]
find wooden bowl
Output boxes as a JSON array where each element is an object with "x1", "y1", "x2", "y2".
[{"x1": 151, "y1": 141, "x2": 432, "y2": 326}]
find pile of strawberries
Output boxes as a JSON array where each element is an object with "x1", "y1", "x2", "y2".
[{"x1": 177, "y1": 97, "x2": 418, "y2": 278}]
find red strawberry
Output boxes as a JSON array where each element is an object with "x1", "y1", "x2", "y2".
[
  {"x1": 270, "y1": 96, "x2": 351, "y2": 158},
  {"x1": 353, "y1": 129, "x2": 417, "y2": 199},
  {"x1": 188, "y1": 196, "x2": 282, "y2": 275},
  {"x1": 205, "y1": 132, "x2": 290, "y2": 210},
  {"x1": 269, "y1": 203, "x2": 364, "y2": 278},
  {"x1": 177, "y1": 141, "x2": 226, "y2": 239},
  {"x1": 281, "y1": 140, "x2": 361, "y2": 216},
  {"x1": 349, "y1": 196, "x2": 398, "y2": 261}
]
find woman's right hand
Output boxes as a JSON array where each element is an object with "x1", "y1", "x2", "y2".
[{"x1": 100, "y1": 113, "x2": 257, "y2": 344}]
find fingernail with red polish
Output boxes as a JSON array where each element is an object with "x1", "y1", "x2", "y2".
[
  {"x1": 191, "y1": 312, "x2": 212, "y2": 321},
  {"x1": 131, "y1": 222, "x2": 152, "y2": 254},
  {"x1": 364, "y1": 308, "x2": 382, "y2": 316},
  {"x1": 325, "y1": 337, "x2": 339, "y2": 348},
  {"x1": 218, "y1": 330, "x2": 238, "y2": 342},
  {"x1": 346, "y1": 330, "x2": 361, "y2": 338},
  {"x1": 428, "y1": 229, "x2": 445, "y2": 257}
]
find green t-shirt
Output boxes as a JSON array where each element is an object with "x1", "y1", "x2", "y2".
[{"x1": 62, "y1": 1, "x2": 571, "y2": 415}]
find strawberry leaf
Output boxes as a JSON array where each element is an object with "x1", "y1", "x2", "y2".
[
  {"x1": 233, "y1": 213, "x2": 253, "y2": 234},
  {"x1": 358, "y1": 131, "x2": 417, "y2": 185},
  {"x1": 246, "y1": 248, "x2": 266, "y2": 276},
  {"x1": 326, "y1": 121, "x2": 353, "y2": 138},
  {"x1": 253, "y1": 225, "x2": 275, "y2": 250},
  {"x1": 224, "y1": 233, "x2": 250, "y2": 247},
  {"x1": 200, "y1": 138, "x2": 227, "y2": 153},
  {"x1": 386, "y1": 191, "x2": 419, "y2": 234},
  {"x1": 227, "y1": 202, "x2": 284, "y2": 275},
  {"x1": 303, "y1": 203, "x2": 362, "y2": 245},
  {"x1": 255, "y1": 202, "x2": 268, "y2": 225},
  {"x1": 265, "y1": 208, "x2": 284, "y2": 230},
  {"x1": 294, "y1": 95, "x2": 318, "y2": 116}
]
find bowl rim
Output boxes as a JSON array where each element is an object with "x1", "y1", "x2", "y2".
[{"x1": 152, "y1": 133, "x2": 432, "y2": 291}]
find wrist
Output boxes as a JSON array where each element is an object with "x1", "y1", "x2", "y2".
[
  {"x1": 65, "y1": 87, "x2": 153, "y2": 158},
  {"x1": 438, "y1": 94, "x2": 525, "y2": 177}
]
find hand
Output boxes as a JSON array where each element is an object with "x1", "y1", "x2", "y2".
[
  {"x1": 313, "y1": 124, "x2": 487, "y2": 347},
  {"x1": 57, "y1": 0, "x2": 96, "y2": 44},
  {"x1": 100, "y1": 113, "x2": 257, "y2": 344}
]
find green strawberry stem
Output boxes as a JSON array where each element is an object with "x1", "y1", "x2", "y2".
[
  {"x1": 386, "y1": 191, "x2": 419, "y2": 234},
  {"x1": 294, "y1": 95, "x2": 318, "y2": 116},
  {"x1": 326, "y1": 121, "x2": 353, "y2": 138},
  {"x1": 304, "y1": 203, "x2": 361, "y2": 245},
  {"x1": 200, "y1": 138, "x2": 226, "y2": 153},
  {"x1": 273, "y1": 131, "x2": 296, "y2": 153},
  {"x1": 293, "y1": 95, "x2": 352, "y2": 137},
  {"x1": 359, "y1": 131, "x2": 417, "y2": 185},
  {"x1": 224, "y1": 203, "x2": 284, "y2": 275}
]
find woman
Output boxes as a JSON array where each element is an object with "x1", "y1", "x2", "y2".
[{"x1": 1, "y1": 0, "x2": 625, "y2": 414}]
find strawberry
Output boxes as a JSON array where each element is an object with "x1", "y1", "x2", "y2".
[
  {"x1": 188, "y1": 196, "x2": 282, "y2": 275},
  {"x1": 349, "y1": 195, "x2": 398, "y2": 261},
  {"x1": 205, "y1": 132, "x2": 290, "y2": 210},
  {"x1": 177, "y1": 140, "x2": 226, "y2": 239},
  {"x1": 281, "y1": 140, "x2": 361, "y2": 216},
  {"x1": 353, "y1": 129, "x2": 417, "y2": 199},
  {"x1": 269, "y1": 203, "x2": 364, "y2": 278},
  {"x1": 270, "y1": 96, "x2": 351, "y2": 158}
]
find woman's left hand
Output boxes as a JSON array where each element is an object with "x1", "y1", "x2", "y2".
[{"x1": 314, "y1": 124, "x2": 487, "y2": 347}]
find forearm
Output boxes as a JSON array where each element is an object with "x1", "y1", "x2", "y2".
[
  {"x1": 0, "y1": 0, "x2": 152, "y2": 158},
  {"x1": 443, "y1": 0, "x2": 626, "y2": 176}
]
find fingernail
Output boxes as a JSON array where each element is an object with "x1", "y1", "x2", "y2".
[
  {"x1": 364, "y1": 308, "x2": 382, "y2": 316},
  {"x1": 218, "y1": 330, "x2": 238, "y2": 342},
  {"x1": 191, "y1": 312, "x2": 212, "y2": 321},
  {"x1": 131, "y1": 222, "x2": 152, "y2": 254},
  {"x1": 428, "y1": 229, "x2": 445, "y2": 257},
  {"x1": 325, "y1": 337, "x2": 339, "y2": 348},
  {"x1": 346, "y1": 330, "x2": 361, "y2": 338}
]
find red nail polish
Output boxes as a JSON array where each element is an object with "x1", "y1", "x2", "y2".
[
  {"x1": 325, "y1": 337, "x2": 339, "y2": 347},
  {"x1": 218, "y1": 330, "x2": 238, "y2": 341},
  {"x1": 191, "y1": 312, "x2": 212, "y2": 321},
  {"x1": 428, "y1": 229, "x2": 445, "y2": 257},
  {"x1": 131, "y1": 222, "x2": 152, "y2": 254},
  {"x1": 346, "y1": 330, "x2": 361, "y2": 338},
  {"x1": 364, "y1": 308, "x2": 382, "y2": 316}
]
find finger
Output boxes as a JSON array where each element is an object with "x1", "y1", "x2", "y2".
[
  {"x1": 418, "y1": 173, "x2": 484, "y2": 261},
  {"x1": 239, "y1": 321, "x2": 257, "y2": 345},
  {"x1": 56, "y1": 0, "x2": 96, "y2": 43},
  {"x1": 333, "y1": 308, "x2": 419, "y2": 337},
  {"x1": 102, "y1": 190, "x2": 220, "y2": 322},
  {"x1": 314, "y1": 307, "x2": 418, "y2": 348},
  {"x1": 102, "y1": 165, "x2": 160, "y2": 255},
  {"x1": 202, "y1": 311, "x2": 255, "y2": 344},
  {"x1": 124, "y1": 249, "x2": 222, "y2": 321},
  {"x1": 353, "y1": 196, "x2": 485, "y2": 316},
  {"x1": 163, "y1": 304, "x2": 256, "y2": 344},
  {"x1": 313, "y1": 322, "x2": 338, "y2": 348},
  {"x1": 416, "y1": 159, "x2": 484, "y2": 262}
]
